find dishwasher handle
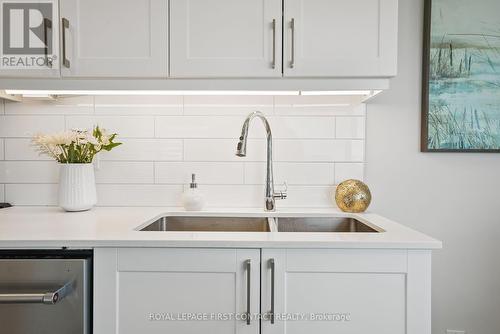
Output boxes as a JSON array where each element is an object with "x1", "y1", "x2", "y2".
[{"x1": 0, "y1": 281, "x2": 74, "y2": 305}]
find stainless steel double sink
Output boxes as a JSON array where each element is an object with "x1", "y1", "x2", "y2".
[{"x1": 138, "y1": 216, "x2": 382, "y2": 233}]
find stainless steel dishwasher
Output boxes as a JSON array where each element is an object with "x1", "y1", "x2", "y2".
[{"x1": 0, "y1": 250, "x2": 92, "y2": 334}]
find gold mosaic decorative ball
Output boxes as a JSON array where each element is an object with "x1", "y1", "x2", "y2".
[{"x1": 334, "y1": 179, "x2": 372, "y2": 213}]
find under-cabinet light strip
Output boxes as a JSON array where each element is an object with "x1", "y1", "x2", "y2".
[
  {"x1": 5, "y1": 90, "x2": 299, "y2": 96},
  {"x1": 4, "y1": 90, "x2": 378, "y2": 97}
]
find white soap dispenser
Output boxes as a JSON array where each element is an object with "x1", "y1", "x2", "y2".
[{"x1": 182, "y1": 174, "x2": 205, "y2": 211}]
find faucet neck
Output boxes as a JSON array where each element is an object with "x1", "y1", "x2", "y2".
[{"x1": 236, "y1": 111, "x2": 279, "y2": 212}]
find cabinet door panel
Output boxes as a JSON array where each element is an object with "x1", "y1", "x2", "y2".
[
  {"x1": 284, "y1": 0, "x2": 398, "y2": 77},
  {"x1": 170, "y1": 0, "x2": 282, "y2": 77},
  {"x1": 60, "y1": 0, "x2": 168, "y2": 77},
  {"x1": 262, "y1": 249, "x2": 407, "y2": 334},
  {"x1": 285, "y1": 272, "x2": 405, "y2": 334},
  {"x1": 119, "y1": 272, "x2": 239, "y2": 334},
  {"x1": 95, "y1": 248, "x2": 260, "y2": 334}
]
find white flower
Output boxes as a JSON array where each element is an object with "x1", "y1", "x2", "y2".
[
  {"x1": 86, "y1": 133, "x2": 99, "y2": 146},
  {"x1": 72, "y1": 129, "x2": 89, "y2": 142},
  {"x1": 33, "y1": 131, "x2": 76, "y2": 146},
  {"x1": 101, "y1": 135, "x2": 111, "y2": 146},
  {"x1": 52, "y1": 145, "x2": 63, "y2": 156},
  {"x1": 32, "y1": 134, "x2": 50, "y2": 146},
  {"x1": 98, "y1": 128, "x2": 111, "y2": 146},
  {"x1": 50, "y1": 131, "x2": 76, "y2": 145},
  {"x1": 85, "y1": 133, "x2": 102, "y2": 151}
]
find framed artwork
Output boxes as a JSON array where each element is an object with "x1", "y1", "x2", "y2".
[{"x1": 422, "y1": 0, "x2": 500, "y2": 152}]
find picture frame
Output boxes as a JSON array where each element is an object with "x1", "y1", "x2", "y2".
[{"x1": 421, "y1": 0, "x2": 500, "y2": 152}]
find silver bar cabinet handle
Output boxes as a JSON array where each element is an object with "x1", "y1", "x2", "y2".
[
  {"x1": 271, "y1": 19, "x2": 276, "y2": 69},
  {"x1": 62, "y1": 18, "x2": 71, "y2": 68},
  {"x1": 269, "y1": 258, "x2": 275, "y2": 324},
  {"x1": 0, "y1": 281, "x2": 73, "y2": 305},
  {"x1": 245, "y1": 259, "x2": 251, "y2": 325},
  {"x1": 290, "y1": 18, "x2": 295, "y2": 68},
  {"x1": 43, "y1": 18, "x2": 52, "y2": 68}
]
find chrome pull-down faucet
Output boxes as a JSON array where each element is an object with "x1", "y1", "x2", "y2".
[{"x1": 236, "y1": 111, "x2": 287, "y2": 211}]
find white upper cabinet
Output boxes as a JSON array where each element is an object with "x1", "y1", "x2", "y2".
[
  {"x1": 283, "y1": 0, "x2": 398, "y2": 77},
  {"x1": 0, "y1": 0, "x2": 399, "y2": 84},
  {"x1": 59, "y1": 0, "x2": 168, "y2": 78},
  {"x1": 170, "y1": 0, "x2": 283, "y2": 78}
]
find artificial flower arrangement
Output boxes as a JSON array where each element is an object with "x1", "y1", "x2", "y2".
[
  {"x1": 32, "y1": 126, "x2": 121, "y2": 163},
  {"x1": 32, "y1": 126, "x2": 121, "y2": 212}
]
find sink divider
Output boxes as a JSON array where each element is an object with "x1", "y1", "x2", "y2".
[{"x1": 267, "y1": 218, "x2": 278, "y2": 232}]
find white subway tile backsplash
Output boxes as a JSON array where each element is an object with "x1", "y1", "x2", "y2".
[
  {"x1": 245, "y1": 162, "x2": 335, "y2": 185},
  {"x1": 274, "y1": 95, "x2": 365, "y2": 116},
  {"x1": 65, "y1": 116, "x2": 155, "y2": 138},
  {"x1": 4, "y1": 96, "x2": 94, "y2": 115},
  {"x1": 195, "y1": 185, "x2": 263, "y2": 207},
  {"x1": 268, "y1": 117, "x2": 335, "y2": 139},
  {"x1": 5, "y1": 184, "x2": 58, "y2": 205},
  {"x1": 4, "y1": 139, "x2": 50, "y2": 160},
  {"x1": 158, "y1": 115, "x2": 335, "y2": 140},
  {"x1": 334, "y1": 163, "x2": 365, "y2": 184},
  {"x1": 184, "y1": 139, "x2": 266, "y2": 162},
  {"x1": 155, "y1": 162, "x2": 244, "y2": 185},
  {"x1": 184, "y1": 139, "x2": 363, "y2": 162},
  {"x1": 275, "y1": 140, "x2": 364, "y2": 162},
  {"x1": 0, "y1": 95, "x2": 366, "y2": 208},
  {"x1": 279, "y1": 186, "x2": 333, "y2": 208},
  {"x1": 95, "y1": 162, "x2": 154, "y2": 184},
  {"x1": 335, "y1": 116, "x2": 366, "y2": 139},
  {"x1": 155, "y1": 116, "x2": 242, "y2": 138},
  {"x1": 96, "y1": 184, "x2": 183, "y2": 206},
  {"x1": 100, "y1": 139, "x2": 183, "y2": 161},
  {"x1": 95, "y1": 96, "x2": 183, "y2": 115},
  {"x1": 0, "y1": 161, "x2": 59, "y2": 183},
  {"x1": 184, "y1": 96, "x2": 273, "y2": 115},
  {"x1": 0, "y1": 115, "x2": 65, "y2": 137}
]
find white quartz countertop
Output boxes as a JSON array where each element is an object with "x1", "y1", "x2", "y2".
[{"x1": 0, "y1": 206, "x2": 442, "y2": 249}]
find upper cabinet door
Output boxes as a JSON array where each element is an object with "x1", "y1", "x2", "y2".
[
  {"x1": 283, "y1": 0, "x2": 398, "y2": 77},
  {"x1": 170, "y1": 0, "x2": 282, "y2": 78},
  {"x1": 59, "y1": 0, "x2": 168, "y2": 78}
]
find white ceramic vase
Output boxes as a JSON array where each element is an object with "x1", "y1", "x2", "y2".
[{"x1": 58, "y1": 163, "x2": 97, "y2": 212}]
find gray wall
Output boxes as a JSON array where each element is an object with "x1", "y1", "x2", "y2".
[{"x1": 366, "y1": 0, "x2": 500, "y2": 333}]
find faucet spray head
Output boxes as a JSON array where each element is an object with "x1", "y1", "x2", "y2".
[
  {"x1": 236, "y1": 135, "x2": 247, "y2": 157},
  {"x1": 236, "y1": 118, "x2": 250, "y2": 157}
]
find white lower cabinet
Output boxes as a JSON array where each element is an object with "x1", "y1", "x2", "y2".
[
  {"x1": 94, "y1": 248, "x2": 260, "y2": 334},
  {"x1": 261, "y1": 249, "x2": 408, "y2": 334},
  {"x1": 94, "y1": 248, "x2": 431, "y2": 334}
]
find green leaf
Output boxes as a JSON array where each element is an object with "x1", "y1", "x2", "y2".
[{"x1": 101, "y1": 142, "x2": 122, "y2": 151}]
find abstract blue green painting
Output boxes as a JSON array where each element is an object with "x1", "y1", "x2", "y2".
[{"x1": 422, "y1": 0, "x2": 500, "y2": 152}]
